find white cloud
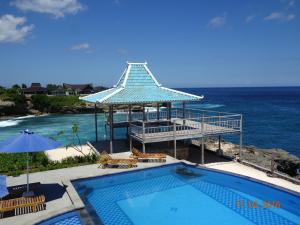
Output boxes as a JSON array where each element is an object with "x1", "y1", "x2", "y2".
[
  {"x1": 264, "y1": 11, "x2": 296, "y2": 22},
  {"x1": 70, "y1": 43, "x2": 92, "y2": 53},
  {"x1": 12, "y1": 0, "x2": 84, "y2": 18},
  {"x1": 246, "y1": 15, "x2": 256, "y2": 23},
  {"x1": 208, "y1": 13, "x2": 226, "y2": 28},
  {"x1": 0, "y1": 14, "x2": 34, "y2": 43},
  {"x1": 287, "y1": 0, "x2": 295, "y2": 8}
]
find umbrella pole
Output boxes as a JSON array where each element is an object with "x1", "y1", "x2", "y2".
[{"x1": 23, "y1": 152, "x2": 34, "y2": 197}]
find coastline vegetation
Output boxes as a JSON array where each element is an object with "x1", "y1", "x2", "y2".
[
  {"x1": 31, "y1": 95, "x2": 82, "y2": 113},
  {"x1": 0, "y1": 152, "x2": 99, "y2": 176},
  {"x1": 0, "y1": 84, "x2": 85, "y2": 115}
]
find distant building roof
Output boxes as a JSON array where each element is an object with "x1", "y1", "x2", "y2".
[
  {"x1": 63, "y1": 83, "x2": 93, "y2": 90},
  {"x1": 80, "y1": 62, "x2": 203, "y2": 105},
  {"x1": 23, "y1": 83, "x2": 47, "y2": 94},
  {"x1": 31, "y1": 83, "x2": 42, "y2": 87},
  {"x1": 52, "y1": 86, "x2": 65, "y2": 92}
]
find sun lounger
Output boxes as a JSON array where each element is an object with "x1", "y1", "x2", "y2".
[
  {"x1": 130, "y1": 148, "x2": 167, "y2": 162},
  {"x1": 0, "y1": 195, "x2": 46, "y2": 218},
  {"x1": 98, "y1": 152, "x2": 137, "y2": 169}
]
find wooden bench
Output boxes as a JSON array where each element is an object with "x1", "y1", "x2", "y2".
[
  {"x1": 131, "y1": 147, "x2": 167, "y2": 162},
  {"x1": 0, "y1": 195, "x2": 46, "y2": 218},
  {"x1": 98, "y1": 152, "x2": 138, "y2": 169}
]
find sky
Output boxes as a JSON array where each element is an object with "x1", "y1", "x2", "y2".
[{"x1": 0, "y1": 0, "x2": 299, "y2": 88}]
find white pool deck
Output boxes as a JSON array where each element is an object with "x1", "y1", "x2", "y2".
[{"x1": 1, "y1": 152, "x2": 299, "y2": 225}]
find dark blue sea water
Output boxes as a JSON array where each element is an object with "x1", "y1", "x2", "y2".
[
  {"x1": 0, "y1": 87, "x2": 299, "y2": 157},
  {"x1": 181, "y1": 87, "x2": 300, "y2": 157}
]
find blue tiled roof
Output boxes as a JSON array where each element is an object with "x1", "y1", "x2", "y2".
[{"x1": 80, "y1": 62, "x2": 203, "y2": 104}]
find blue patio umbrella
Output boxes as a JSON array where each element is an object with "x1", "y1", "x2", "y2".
[
  {"x1": 0, "y1": 130, "x2": 60, "y2": 196},
  {"x1": 0, "y1": 175, "x2": 9, "y2": 199}
]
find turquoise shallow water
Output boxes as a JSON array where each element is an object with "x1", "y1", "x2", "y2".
[
  {"x1": 72, "y1": 163, "x2": 300, "y2": 225},
  {"x1": 0, "y1": 87, "x2": 299, "y2": 157},
  {"x1": 0, "y1": 113, "x2": 110, "y2": 146}
]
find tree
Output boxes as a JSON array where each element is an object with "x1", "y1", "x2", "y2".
[
  {"x1": 21, "y1": 84, "x2": 27, "y2": 89},
  {"x1": 0, "y1": 86, "x2": 5, "y2": 95},
  {"x1": 12, "y1": 84, "x2": 21, "y2": 89},
  {"x1": 46, "y1": 84, "x2": 59, "y2": 94},
  {"x1": 31, "y1": 95, "x2": 50, "y2": 112},
  {"x1": 66, "y1": 122, "x2": 88, "y2": 156}
]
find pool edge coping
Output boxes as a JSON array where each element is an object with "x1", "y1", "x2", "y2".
[{"x1": 181, "y1": 160, "x2": 300, "y2": 197}]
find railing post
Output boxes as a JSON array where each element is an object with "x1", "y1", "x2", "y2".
[
  {"x1": 201, "y1": 114, "x2": 204, "y2": 134},
  {"x1": 173, "y1": 121, "x2": 177, "y2": 159},
  {"x1": 142, "y1": 121, "x2": 146, "y2": 153},
  {"x1": 109, "y1": 105, "x2": 114, "y2": 154},
  {"x1": 239, "y1": 115, "x2": 243, "y2": 161},
  {"x1": 201, "y1": 137, "x2": 204, "y2": 165},
  {"x1": 157, "y1": 103, "x2": 160, "y2": 121},
  {"x1": 130, "y1": 136, "x2": 132, "y2": 152},
  {"x1": 146, "y1": 108, "x2": 149, "y2": 121},
  {"x1": 142, "y1": 103, "x2": 146, "y2": 121},
  {"x1": 142, "y1": 121, "x2": 145, "y2": 141}
]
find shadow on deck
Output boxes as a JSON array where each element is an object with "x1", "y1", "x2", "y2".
[
  {"x1": 89, "y1": 139, "x2": 231, "y2": 164},
  {"x1": 2, "y1": 182, "x2": 66, "y2": 219}
]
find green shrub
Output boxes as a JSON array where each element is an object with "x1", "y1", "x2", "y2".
[
  {"x1": 0, "y1": 152, "x2": 99, "y2": 176},
  {"x1": 0, "y1": 87, "x2": 26, "y2": 104},
  {"x1": 31, "y1": 95, "x2": 51, "y2": 112},
  {"x1": 31, "y1": 95, "x2": 82, "y2": 112}
]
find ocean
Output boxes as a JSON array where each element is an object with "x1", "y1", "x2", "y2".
[{"x1": 0, "y1": 87, "x2": 299, "y2": 157}]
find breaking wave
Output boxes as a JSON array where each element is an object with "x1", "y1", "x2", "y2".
[
  {"x1": 0, "y1": 120, "x2": 22, "y2": 128},
  {"x1": 196, "y1": 104, "x2": 224, "y2": 109},
  {"x1": 0, "y1": 115, "x2": 36, "y2": 128}
]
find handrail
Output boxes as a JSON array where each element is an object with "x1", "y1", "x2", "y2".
[
  {"x1": 112, "y1": 109, "x2": 242, "y2": 126},
  {"x1": 130, "y1": 115, "x2": 242, "y2": 138}
]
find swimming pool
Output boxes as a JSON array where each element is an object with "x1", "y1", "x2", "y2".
[
  {"x1": 72, "y1": 163, "x2": 300, "y2": 225},
  {"x1": 37, "y1": 211, "x2": 83, "y2": 225}
]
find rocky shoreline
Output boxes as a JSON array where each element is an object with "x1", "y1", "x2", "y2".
[{"x1": 192, "y1": 138, "x2": 300, "y2": 180}]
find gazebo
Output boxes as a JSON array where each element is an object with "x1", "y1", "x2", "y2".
[{"x1": 81, "y1": 62, "x2": 242, "y2": 163}]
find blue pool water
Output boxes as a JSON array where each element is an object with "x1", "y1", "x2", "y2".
[
  {"x1": 0, "y1": 87, "x2": 299, "y2": 157},
  {"x1": 72, "y1": 163, "x2": 300, "y2": 225},
  {"x1": 37, "y1": 211, "x2": 83, "y2": 225}
]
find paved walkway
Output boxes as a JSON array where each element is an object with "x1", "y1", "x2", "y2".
[
  {"x1": 1, "y1": 153, "x2": 299, "y2": 225},
  {"x1": 206, "y1": 161, "x2": 300, "y2": 193}
]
